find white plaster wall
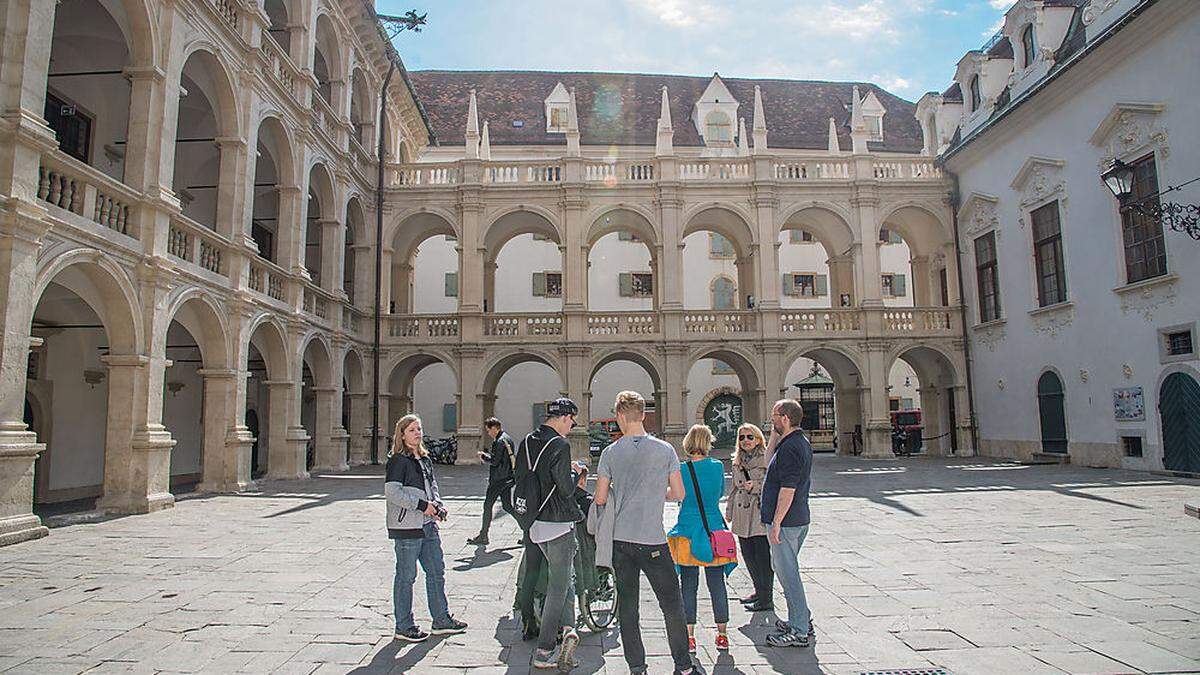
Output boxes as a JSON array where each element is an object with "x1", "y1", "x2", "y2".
[
  {"x1": 589, "y1": 363, "x2": 655, "y2": 421},
  {"x1": 588, "y1": 233, "x2": 653, "y2": 311},
  {"x1": 161, "y1": 361, "x2": 203, "y2": 478},
  {"x1": 494, "y1": 234, "x2": 563, "y2": 312},
  {"x1": 41, "y1": 326, "x2": 108, "y2": 493},
  {"x1": 681, "y1": 232, "x2": 740, "y2": 309},
  {"x1": 412, "y1": 363, "x2": 457, "y2": 436},
  {"x1": 494, "y1": 362, "x2": 562, "y2": 440},
  {"x1": 948, "y1": 5, "x2": 1200, "y2": 469},
  {"x1": 411, "y1": 236, "x2": 458, "y2": 313}
]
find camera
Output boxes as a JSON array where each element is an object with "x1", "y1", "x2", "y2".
[{"x1": 434, "y1": 505, "x2": 448, "y2": 521}]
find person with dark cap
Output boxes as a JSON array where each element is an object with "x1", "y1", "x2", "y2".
[
  {"x1": 513, "y1": 397, "x2": 584, "y2": 671},
  {"x1": 468, "y1": 417, "x2": 515, "y2": 546}
]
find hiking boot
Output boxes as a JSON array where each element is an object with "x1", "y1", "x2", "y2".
[
  {"x1": 393, "y1": 626, "x2": 429, "y2": 642},
  {"x1": 775, "y1": 619, "x2": 815, "y2": 636},
  {"x1": 558, "y1": 628, "x2": 580, "y2": 671},
  {"x1": 430, "y1": 616, "x2": 467, "y2": 635},
  {"x1": 767, "y1": 626, "x2": 813, "y2": 648},
  {"x1": 467, "y1": 534, "x2": 489, "y2": 546}
]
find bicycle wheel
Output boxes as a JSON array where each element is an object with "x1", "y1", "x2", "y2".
[{"x1": 578, "y1": 567, "x2": 618, "y2": 632}]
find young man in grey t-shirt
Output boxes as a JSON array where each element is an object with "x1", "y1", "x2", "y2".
[{"x1": 595, "y1": 391, "x2": 696, "y2": 675}]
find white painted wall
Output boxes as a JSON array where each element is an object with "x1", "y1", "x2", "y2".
[{"x1": 947, "y1": 3, "x2": 1200, "y2": 469}]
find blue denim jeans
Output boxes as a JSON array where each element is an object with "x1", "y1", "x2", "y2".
[
  {"x1": 392, "y1": 523, "x2": 451, "y2": 632},
  {"x1": 679, "y1": 565, "x2": 730, "y2": 625},
  {"x1": 769, "y1": 524, "x2": 811, "y2": 634}
]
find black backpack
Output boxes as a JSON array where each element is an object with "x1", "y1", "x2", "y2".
[{"x1": 511, "y1": 434, "x2": 554, "y2": 532}]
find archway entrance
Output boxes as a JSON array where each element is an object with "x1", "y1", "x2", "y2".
[
  {"x1": 1160, "y1": 372, "x2": 1200, "y2": 474},
  {"x1": 1037, "y1": 371, "x2": 1067, "y2": 454},
  {"x1": 703, "y1": 390, "x2": 743, "y2": 450}
]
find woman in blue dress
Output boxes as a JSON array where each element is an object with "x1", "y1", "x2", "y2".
[{"x1": 668, "y1": 424, "x2": 737, "y2": 654}]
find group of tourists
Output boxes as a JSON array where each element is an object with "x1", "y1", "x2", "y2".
[{"x1": 383, "y1": 391, "x2": 815, "y2": 673}]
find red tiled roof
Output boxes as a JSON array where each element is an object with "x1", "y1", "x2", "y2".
[{"x1": 408, "y1": 70, "x2": 924, "y2": 153}]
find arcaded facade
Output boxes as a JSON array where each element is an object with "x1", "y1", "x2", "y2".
[{"x1": 0, "y1": 0, "x2": 970, "y2": 547}]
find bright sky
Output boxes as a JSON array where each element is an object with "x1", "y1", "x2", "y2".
[{"x1": 377, "y1": 0, "x2": 1019, "y2": 102}]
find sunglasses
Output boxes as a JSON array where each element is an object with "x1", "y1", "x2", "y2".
[{"x1": 738, "y1": 434, "x2": 757, "y2": 441}]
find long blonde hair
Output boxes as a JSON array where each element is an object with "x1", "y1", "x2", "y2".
[
  {"x1": 390, "y1": 414, "x2": 429, "y2": 459},
  {"x1": 732, "y1": 422, "x2": 766, "y2": 467},
  {"x1": 682, "y1": 424, "x2": 714, "y2": 458}
]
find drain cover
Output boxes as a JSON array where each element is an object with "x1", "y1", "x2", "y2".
[{"x1": 861, "y1": 671, "x2": 950, "y2": 675}]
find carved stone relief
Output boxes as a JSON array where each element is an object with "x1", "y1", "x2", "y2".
[
  {"x1": 1118, "y1": 277, "x2": 1177, "y2": 322},
  {"x1": 1030, "y1": 303, "x2": 1074, "y2": 338},
  {"x1": 1090, "y1": 102, "x2": 1169, "y2": 168},
  {"x1": 974, "y1": 322, "x2": 1007, "y2": 352}
]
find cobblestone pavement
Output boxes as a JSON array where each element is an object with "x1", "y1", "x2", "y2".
[{"x1": 2, "y1": 456, "x2": 1199, "y2": 674}]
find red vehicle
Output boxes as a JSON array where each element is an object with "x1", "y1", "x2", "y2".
[{"x1": 890, "y1": 409, "x2": 923, "y2": 455}]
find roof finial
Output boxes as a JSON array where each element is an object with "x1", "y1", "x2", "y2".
[
  {"x1": 850, "y1": 85, "x2": 868, "y2": 154},
  {"x1": 479, "y1": 120, "x2": 491, "y2": 160},
  {"x1": 465, "y1": 88, "x2": 480, "y2": 159},
  {"x1": 566, "y1": 87, "x2": 581, "y2": 156},
  {"x1": 751, "y1": 85, "x2": 768, "y2": 154},
  {"x1": 737, "y1": 117, "x2": 749, "y2": 157},
  {"x1": 656, "y1": 86, "x2": 674, "y2": 157},
  {"x1": 827, "y1": 117, "x2": 840, "y2": 154}
]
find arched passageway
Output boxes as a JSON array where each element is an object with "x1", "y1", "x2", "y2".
[
  {"x1": 484, "y1": 210, "x2": 562, "y2": 313},
  {"x1": 389, "y1": 212, "x2": 456, "y2": 314},
  {"x1": 892, "y1": 346, "x2": 963, "y2": 456},
  {"x1": 779, "y1": 206, "x2": 857, "y2": 308},
  {"x1": 588, "y1": 351, "x2": 663, "y2": 434},
  {"x1": 682, "y1": 207, "x2": 757, "y2": 309},
  {"x1": 482, "y1": 353, "x2": 564, "y2": 440},
  {"x1": 586, "y1": 208, "x2": 660, "y2": 311},
  {"x1": 387, "y1": 354, "x2": 460, "y2": 444},
  {"x1": 170, "y1": 50, "x2": 237, "y2": 234},
  {"x1": 248, "y1": 117, "x2": 296, "y2": 264}
]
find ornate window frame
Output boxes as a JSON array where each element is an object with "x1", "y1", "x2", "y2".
[{"x1": 1011, "y1": 157, "x2": 1075, "y2": 332}]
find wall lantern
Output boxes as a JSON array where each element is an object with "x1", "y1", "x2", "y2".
[
  {"x1": 83, "y1": 369, "x2": 106, "y2": 388},
  {"x1": 1100, "y1": 159, "x2": 1200, "y2": 240}
]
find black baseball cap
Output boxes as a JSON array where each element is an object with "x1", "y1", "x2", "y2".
[{"x1": 546, "y1": 397, "x2": 579, "y2": 418}]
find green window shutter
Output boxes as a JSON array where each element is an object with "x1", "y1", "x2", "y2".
[
  {"x1": 619, "y1": 272, "x2": 633, "y2": 297},
  {"x1": 532, "y1": 271, "x2": 546, "y2": 296},
  {"x1": 442, "y1": 403, "x2": 456, "y2": 433},
  {"x1": 782, "y1": 273, "x2": 796, "y2": 296},
  {"x1": 444, "y1": 272, "x2": 458, "y2": 297},
  {"x1": 894, "y1": 274, "x2": 907, "y2": 297},
  {"x1": 815, "y1": 274, "x2": 828, "y2": 296}
]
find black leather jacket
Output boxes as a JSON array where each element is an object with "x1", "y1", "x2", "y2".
[
  {"x1": 483, "y1": 431, "x2": 515, "y2": 485},
  {"x1": 515, "y1": 425, "x2": 583, "y2": 524}
]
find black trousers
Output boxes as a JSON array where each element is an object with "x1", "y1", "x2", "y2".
[
  {"x1": 476, "y1": 479, "x2": 513, "y2": 537},
  {"x1": 739, "y1": 535, "x2": 774, "y2": 601},
  {"x1": 613, "y1": 541, "x2": 693, "y2": 673}
]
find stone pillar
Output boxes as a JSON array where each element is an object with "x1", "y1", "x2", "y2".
[
  {"x1": 391, "y1": 260, "x2": 411, "y2": 314},
  {"x1": 275, "y1": 184, "x2": 304, "y2": 275},
  {"x1": 658, "y1": 345, "x2": 689, "y2": 450},
  {"x1": 917, "y1": 385, "x2": 944, "y2": 456},
  {"x1": 318, "y1": 218, "x2": 341, "y2": 293},
  {"x1": 350, "y1": 243, "x2": 371, "y2": 308},
  {"x1": 752, "y1": 192, "x2": 779, "y2": 311},
  {"x1": 734, "y1": 256, "x2": 754, "y2": 310},
  {"x1": 827, "y1": 254, "x2": 856, "y2": 307},
  {"x1": 482, "y1": 260, "x2": 497, "y2": 314},
  {"x1": 0, "y1": 0, "x2": 59, "y2": 204},
  {"x1": 311, "y1": 386, "x2": 346, "y2": 472},
  {"x1": 0, "y1": 201, "x2": 51, "y2": 545},
  {"x1": 457, "y1": 191, "x2": 484, "y2": 314},
  {"x1": 198, "y1": 369, "x2": 252, "y2": 492},
  {"x1": 561, "y1": 346, "x2": 591, "y2": 461},
  {"x1": 851, "y1": 194, "x2": 883, "y2": 307},
  {"x1": 98, "y1": 355, "x2": 176, "y2": 513},
  {"x1": 455, "y1": 347, "x2": 485, "y2": 458},
  {"x1": 655, "y1": 191, "x2": 684, "y2": 311},
  {"x1": 346, "y1": 391, "x2": 370, "y2": 465},
  {"x1": 910, "y1": 255, "x2": 931, "y2": 306},
  {"x1": 953, "y1": 385, "x2": 975, "y2": 457},
  {"x1": 379, "y1": 247, "x2": 393, "y2": 313},
  {"x1": 859, "y1": 342, "x2": 894, "y2": 459},
  {"x1": 264, "y1": 380, "x2": 306, "y2": 479}
]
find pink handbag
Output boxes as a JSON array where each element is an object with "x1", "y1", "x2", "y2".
[{"x1": 686, "y1": 461, "x2": 738, "y2": 562}]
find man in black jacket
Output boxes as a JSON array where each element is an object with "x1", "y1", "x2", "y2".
[
  {"x1": 468, "y1": 417, "x2": 515, "y2": 546},
  {"x1": 514, "y1": 398, "x2": 584, "y2": 671}
]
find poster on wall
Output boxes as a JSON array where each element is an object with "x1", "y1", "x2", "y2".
[{"x1": 1113, "y1": 386, "x2": 1145, "y2": 421}]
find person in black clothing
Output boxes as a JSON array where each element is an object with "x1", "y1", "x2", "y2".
[
  {"x1": 468, "y1": 417, "x2": 515, "y2": 546},
  {"x1": 513, "y1": 398, "x2": 585, "y2": 671}
]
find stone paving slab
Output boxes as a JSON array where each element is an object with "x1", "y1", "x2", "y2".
[{"x1": 1, "y1": 456, "x2": 1199, "y2": 674}]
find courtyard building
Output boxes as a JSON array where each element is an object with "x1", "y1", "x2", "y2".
[{"x1": 921, "y1": 0, "x2": 1200, "y2": 473}]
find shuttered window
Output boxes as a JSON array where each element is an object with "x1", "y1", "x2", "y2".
[
  {"x1": 882, "y1": 273, "x2": 906, "y2": 297},
  {"x1": 444, "y1": 272, "x2": 458, "y2": 297}
]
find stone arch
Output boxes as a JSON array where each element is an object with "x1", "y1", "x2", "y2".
[
  {"x1": 695, "y1": 385, "x2": 742, "y2": 423},
  {"x1": 482, "y1": 350, "x2": 565, "y2": 398},
  {"x1": 343, "y1": 347, "x2": 366, "y2": 393},
  {"x1": 585, "y1": 204, "x2": 661, "y2": 248},
  {"x1": 252, "y1": 113, "x2": 299, "y2": 188},
  {"x1": 589, "y1": 347, "x2": 663, "y2": 393},
  {"x1": 689, "y1": 346, "x2": 763, "y2": 424},
  {"x1": 388, "y1": 209, "x2": 459, "y2": 314},
  {"x1": 482, "y1": 206, "x2": 562, "y2": 252},
  {"x1": 311, "y1": 11, "x2": 343, "y2": 107},
  {"x1": 34, "y1": 250, "x2": 143, "y2": 356},
  {"x1": 243, "y1": 312, "x2": 290, "y2": 381},
  {"x1": 890, "y1": 343, "x2": 966, "y2": 456},
  {"x1": 161, "y1": 288, "x2": 230, "y2": 370},
  {"x1": 778, "y1": 202, "x2": 857, "y2": 256},
  {"x1": 680, "y1": 203, "x2": 757, "y2": 255},
  {"x1": 174, "y1": 44, "x2": 240, "y2": 138},
  {"x1": 784, "y1": 344, "x2": 867, "y2": 453},
  {"x1": 386, "y1": 350, "x2": 461, "y2": 432},
  {"x1": 299, "y1": 331, "x2": 334, "y2": 388},
  {"x1": 879, "y1": 202, "x2": 953, "y2": 257},
  {"x1": 349, "y1": 67, "x2": 375, "y2": 147}
]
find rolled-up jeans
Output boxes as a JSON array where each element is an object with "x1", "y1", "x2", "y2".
[
  {"x1": 535, "y1": 528, "x2": 577, "y2": 653},
  {"x1": 679, "y1": 564, "x2": 730, "y2": 625},
  {"x1": 393, "y1": 522, "x2": 452, "y2": 632},
  {"x1": 769, "y1": 524, "x2": 811, "y2": 634}
]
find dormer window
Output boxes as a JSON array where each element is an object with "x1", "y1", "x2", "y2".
[
  {"x1": 543, "y1": 82, "x2": 571, "y2": 133},
  {"x1": 969, "y1": 75, "x2": 982, "y2": 111},
  {"x1": 1021, "y1": 24, "x2": 1036, "y2": 68},
  {"x1": 706, "y1": 111, "x2": 732, "y2": 144},
  {"x1": 866, "y1": 115, "x2": 883, "y2": 141},
  {"x1": 547, "y1": 104, "x2": 569, "y2": 132}
]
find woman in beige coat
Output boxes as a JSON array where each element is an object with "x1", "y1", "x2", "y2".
[{"x1": 725, "y1": 422, "x2": 773, "y2": 611}]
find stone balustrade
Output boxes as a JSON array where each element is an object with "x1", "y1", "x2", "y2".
[
  {"x1": 259, "y1": 35, "x2": 299, "y2": 102},
  {"x1": 167, "y1": 213, "x2": 227, "y2": 276},
  {"x1": 37, "y1": 150, "x2": 136, "y2": 237},
  {"x1": 211, "y1": 0, "x2": 239, "y2": 29}
]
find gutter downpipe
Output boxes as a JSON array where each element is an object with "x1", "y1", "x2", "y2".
[
  {"x1": 946, "y1": 171, "x2": 981, "y2": 456},
  {"x1": 371, "y1": 60, "x2": 397, "y2": 465}
]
